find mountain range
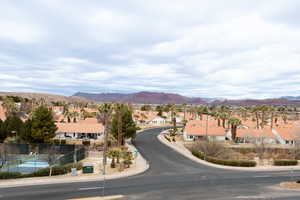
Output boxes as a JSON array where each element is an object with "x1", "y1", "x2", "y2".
[
  {"x1": 73, "y1": 91, "x2": 207, "y2": 104},
  {"x1": 281, "y1": 96, "x2": 300, "y2": 101},
  {"x1": 73, "y1": 91, "x2": 300, "y2": 106},
  {"x1": 1, "y1": 91, "x2": 299, "y2": 106},
  {"x1": 0, "y1": 92, "x2": 89, "y2": 103}
]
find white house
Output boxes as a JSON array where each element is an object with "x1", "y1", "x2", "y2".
[
  {"x1": 55, "y1": 118, "x2": 104, "y2": 140},
  {"x1": 183, "y1": 120, "x2": 228, "y2": 141}
]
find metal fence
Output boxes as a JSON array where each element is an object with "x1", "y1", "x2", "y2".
[{"x1": 0, "y1": 143, "x2": 86, "y2": 174}]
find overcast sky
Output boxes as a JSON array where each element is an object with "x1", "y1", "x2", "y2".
[{"x1": 1, "y1": 0, "x2": 300, "y2": 99}]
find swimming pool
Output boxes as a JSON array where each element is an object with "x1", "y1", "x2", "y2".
[
  {"x1": 18, "y1": 161, "x2": 49, "y2": 168},
  {"x1": 1, "y1": 160, "x2": 50, "y2": 174}
]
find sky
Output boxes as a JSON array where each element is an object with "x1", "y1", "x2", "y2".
[{"x1": 0, "y1": 0, "x2": 300, "y2": 99}]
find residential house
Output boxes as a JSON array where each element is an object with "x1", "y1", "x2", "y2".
[
  {"x1": 183, "y1": 120, "x2": 228, "y2": 141},
  {"x1": 55, "y1": 118, "x2": 104, "y2": 140},
  {"x1": 236, "y1": 127, "x2": 278, "y2": 144},
  {"x1": 0, "y1": 102, "x2": 6, "y2": 121}
]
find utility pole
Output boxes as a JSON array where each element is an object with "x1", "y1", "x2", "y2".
[
  {"x1": 117, "y1": 107, "x2": 122, "y2": 147},
  {"x1": 98, "y1": 103, "x2": 113, "y2": 197},
  {"x1": 205, "y1": 113, "x2": 209, "y2": 141}
]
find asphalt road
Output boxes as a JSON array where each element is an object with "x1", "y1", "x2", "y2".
[{"x1": 1, "y1": 127, "x2": 300, "y2": 200}]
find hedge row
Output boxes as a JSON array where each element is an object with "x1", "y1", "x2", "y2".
[
  {"x1": 0, "y1": 163, "x2": 82, "y2": 179},
  {"x1": 191, "y1": 150, "x2": 256, "y2": 167},
  {"x1": 273, "y1": 160, "x2": 298, "y2": 166},
  {"x1": 82, "y1": 140, "x2": 90, "y2": 145}
]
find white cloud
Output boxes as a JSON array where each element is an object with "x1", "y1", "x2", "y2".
[{"x1": 0, "y1": 0, "x2": 300, "y2": 98}]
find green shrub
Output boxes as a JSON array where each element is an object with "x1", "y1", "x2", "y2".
[
  {"x1": 60, "y1": 140, "x2": 66, "y2": 145},
  {"x1": 191, "y1": 150, "x2": 256, "y2": 167},
  {"x1": 82, "y1": 140, "x2": 90, "y2": 145},
  {"x1": 273, "y1": 160, "x2": 298, "y2": 166},
  {"x1": 0, "y1": 163, "x2": 83, "y2": 179},
  {"x1": 0, "y1": 172, "x2": 22, "y2": 179},
  {"x1": 164, "y1": 135, "x2": 171, "y2": 142},
  {"x1": 53, "y1": 139, "x2": 60, "y2": 144},
  {"x1": 123, "y1": 160, "x2": 132, "y2": 165}
]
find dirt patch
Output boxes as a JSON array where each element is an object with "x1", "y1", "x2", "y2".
[{"x1": 279, "y1": 182, "x2": 300, "y2": 190}]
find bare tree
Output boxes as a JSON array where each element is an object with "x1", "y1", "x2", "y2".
[
  {"x1": 0, "y1": 144, "x2": 6, "y2": 169},
  {"x1": 47, "y1": 144, "x2": 60, "y2": 176},
  {"x1": 98, "y1": 103, "x2": 113, "y2": 175}
]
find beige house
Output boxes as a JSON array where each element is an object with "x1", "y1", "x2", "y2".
[{"x1": 55, "y1": 118, "x2": 104, "y2": 140}]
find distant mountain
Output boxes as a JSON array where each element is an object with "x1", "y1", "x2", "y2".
[
  {"x1": 0, "y1": 92, "x2": 89, "y2": 103},
  {"x1": 73, "y1": 91, "x2": 206, "y2": 104},
  {"x1": 74, "y1": 91, "x2": 300, "y2": 106},
  {"x1": 211, "y1": 98, "x2": 300, "y2": 106},
  {"x1": 281, "y1": 96, "x2": 300, "y2": 101}
]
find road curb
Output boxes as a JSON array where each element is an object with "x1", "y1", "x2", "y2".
[
  {"x1": 0, "y1": 137, "x2": 150, "y2": 189},
  {"x1": 157, "y1": 133, "x2": 300, "y2": 172}
]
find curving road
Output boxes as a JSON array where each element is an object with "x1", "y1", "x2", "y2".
[{"x1": 1, "y1": 128, "x2": 300, "y2": 200}]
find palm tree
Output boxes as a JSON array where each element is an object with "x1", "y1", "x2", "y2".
[
  {"x1": 228, "y1": 117, "x2": 242, "y2": 141},
  {"x1": 237, "y1": 106, "x2": 249, "y2": 121},
  {"x1": 218, "y1": 105, "x2": 230, "y2": 128},
  {"x1": 107, "y1": 148, "x2": 121, "y2": 168},
  {"x1": 212, "y1": 111, "x2": 222, "y2": 127},
  {"x1": 251, "y1": 106, "x2": 260, "y2": 129},
  {"x1": 170, "y1": 105, "x2": 177, "y2": 135},
  {"x1": 269, "y1": 106, "x2": 276, "y2": 129},
  {"x1": 197, "y1": 106, "x2": 208, "y2": 120},
  {"x1": 259, "y1": 105, "x2": 269, "y2": 128},
  {"x1": 182, "y1": 103, "x2": 187, "y2": 122},
  {"x1": 114, "y1": 103, "x2": 123, "y2": 147},
  {"x1": 279, "y1": 107, "x2": 288, "y2": 124}
]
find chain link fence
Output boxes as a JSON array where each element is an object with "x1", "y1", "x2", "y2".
[{"x1": 0, "y1": 143, "x2": 86, "y2": 174}]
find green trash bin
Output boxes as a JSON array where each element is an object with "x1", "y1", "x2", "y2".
[{"x1": 82, "y1": 164, "x2": 94, "y2": 174}]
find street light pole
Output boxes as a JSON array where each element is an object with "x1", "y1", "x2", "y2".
[{"x1": 205, "y1": 113, "x2": 209, "y2": 141}]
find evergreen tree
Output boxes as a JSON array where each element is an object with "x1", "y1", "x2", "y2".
[
  {"x1": 3, "y1": 116, "x2": 24, "y2": 138},
  {"x1": 0, "y1": 119, "x2": 6, "y2": 142},
  {"x1": 20, "y1": 119, "x2": 34, "y2": 143},
  {"x1": 31, "y1": 106, "x2": 57, "y2": 143},
  {"x1": 111, "y1": 104, "x2": 137, "y2": 145}
]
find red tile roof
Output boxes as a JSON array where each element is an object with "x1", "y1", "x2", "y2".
[
  {"x1": 185, "y1": 120, "x2": 226, "y2": 136},
  {"x1": 237, "y1": 128, "x2": 275, "y2": 139},
  {"x1": 56, "y1": 118, "x2": 104, "y2": 134},
  {"x1": 274, "y1": 122, "x2": 300, "y2": 141},
  {"x1": 0, "y1": 103, "x2": 6, "y2": 121}
]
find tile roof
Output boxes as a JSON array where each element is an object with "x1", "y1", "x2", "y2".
[
  {"x1": 236, "y1": 128, "x2": 276, "y2": 139},
  {"x1": 185, "y1": 120, "x2": 226, "y2": 136},
  {"x1": 56, "y1": 118, "x2": 104, "y2": 134},
  {"x1": 0, "y1": 102, "x2": 6, "y2": 121},
  {"x1": 274, "y1": 122, "x2": 300, "y2": 141}
]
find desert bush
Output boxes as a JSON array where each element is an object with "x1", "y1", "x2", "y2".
[{"x1": 190, "y1": 141, "x2": 225, "y2": 158}]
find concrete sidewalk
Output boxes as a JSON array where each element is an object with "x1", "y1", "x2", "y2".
[
  {"x1": 0, "y1": 141, "x2": 149, "y2": 188},
  {"x1": 158, "y1": 134, "x2": 300, "y2": 172}
]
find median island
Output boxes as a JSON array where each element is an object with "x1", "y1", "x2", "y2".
[{"x1": 159, "y1": 130, "x2": 300, "y2": 170}]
